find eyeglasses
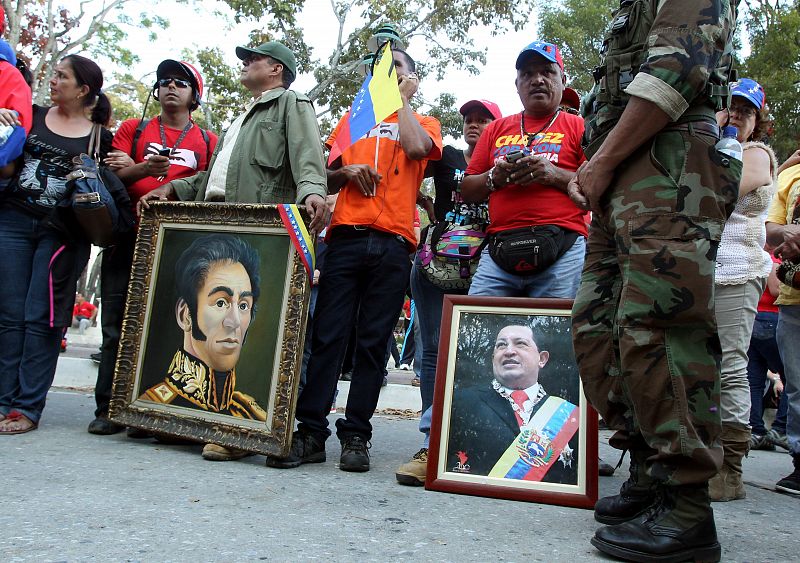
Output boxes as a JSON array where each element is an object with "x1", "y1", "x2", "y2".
[
  {"x1": 729, "y1": 104, "x2": 757, "y2": 117},
  {"x1": 242, "y1": 54, "x2": 266, "y2": 66},
  {"x1": 158, "y1": 78, "x2": 191, "y2": 89}
]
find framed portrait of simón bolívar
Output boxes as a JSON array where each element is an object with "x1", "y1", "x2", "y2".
[
  {"x1": 108, "y1": 202, "x2": 312, "y2": 457},
  {"x1": 426, "y1": 296, "x2": 598, "y2": 508}
]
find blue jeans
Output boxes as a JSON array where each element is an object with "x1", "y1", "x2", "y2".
[
  {"x1": 777, "y1": 305, "x2": 800, "y2": 455},
  {"x1": 747, "y1": 311, "x2": 788, "y2": 434},
  {"x1": 0, "y1": 206, "x2": 79, "y2": 423},
  {"x1": 468, "y1": 236, "x2": 586, "y2": 297},
  {"x1": 296, "y1": 228, "x2": 411, "y2": 441},
  {"x1": 410, "y1": 253, "x2": 468, "y2": 447},
  {"x1": 415, "y1": 237, "x2": 586, "y2": 448},
  {"x1": 299, "y1": 283, "x2": 318, "y2": 392},
  {"x1": 399, "y1": 300, "x2": 416, "y2": 365}
]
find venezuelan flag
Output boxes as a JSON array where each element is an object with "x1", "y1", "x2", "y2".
[{"x1": 327, "y1": 42, "x2": 403, "y2": 165}]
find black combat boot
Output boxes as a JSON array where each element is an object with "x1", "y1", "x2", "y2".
[
  {"x1": 594, "y1": 446, "x2": 658, "y2": 524},
  {"x1": 592, "y1": 484, "x2": 721, "y2": 563}
]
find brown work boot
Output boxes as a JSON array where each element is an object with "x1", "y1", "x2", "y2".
[
  {"x1": 594, "y1": 445, "x2": 657, "y2": 524},
  {"x1": 395, "y1": 448, "x2": 428, "y2": 486},
  {"x1": 709, "y1": 423, "x2": 749, "y2": 502},
  {"x1": 592, "y1": 484, "x2": 721, "y2": 563},
  {"x1": 201, "y1": 443, "x2": 253, "y2": 462}
]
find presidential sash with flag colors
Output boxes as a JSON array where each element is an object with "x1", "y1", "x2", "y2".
[
  {"x1": 489, "y1": 396, "x2": 579, "y2": 481},
  {"x1": 327, "y1": 42, "x2": 403, "y2": 165},
  {"x1": 278, "y1": 204, "x2": 315, "y2": 280}
]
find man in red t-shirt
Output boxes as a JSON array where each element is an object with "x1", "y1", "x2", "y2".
[
  {"x1": 461, "y1": 41, "x2": 587, "y2": 298},
  {"x1": 266, "y1": 48, "x2": 443, "y2": 472},
  {"x1": 87, "y1": 60, "x2": 218, "y2": 436},
  {"x1": 71, "y1": 293, "x2": 97, "y2": 335}
]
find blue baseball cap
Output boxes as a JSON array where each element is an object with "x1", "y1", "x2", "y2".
[
  {"x1": 731, "y1": 78, "x2": 765, "y2": 110},
  {"x1": 515, "y1": 41, "x2": 564, "y2": 72}
]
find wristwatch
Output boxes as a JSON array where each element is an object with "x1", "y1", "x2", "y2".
[{"x1": 486, "y1": 166, "x2": 496, "y2": 192}]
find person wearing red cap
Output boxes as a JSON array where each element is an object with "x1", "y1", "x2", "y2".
[
  {"x1": 461, "y1": 41, "x2": 588, "y2": 299},
  {"x1": 395, "y1": 98, "x2": 500, "y2": 485},
  {"x1": 87, "y1": 59, "x2": 219, "y2": 437},
  {"x1": 560, "y1": 87, "x2": 581, "y2": 114}
]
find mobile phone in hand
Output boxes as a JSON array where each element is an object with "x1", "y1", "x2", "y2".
[
  {"x1": 158, "y1": 148, "x2": 172, "y2": 157},
  {"x1": 505, "y1": 148, "x2": 531, "y2": 163}
]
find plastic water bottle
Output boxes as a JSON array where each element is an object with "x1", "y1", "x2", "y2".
[
  {"x1": 0, "y1": 125, "x2": 13, "y2": 145},
  {"x1": 716, "y1": 125, "x2": 742, "y2": 162},
  {"x1": 0, "y1": 110, "x2": 19, "y2": 145}
]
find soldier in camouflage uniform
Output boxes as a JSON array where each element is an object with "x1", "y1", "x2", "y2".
[{"x1": 567, "y1": 0, "x2": 740, "y2": 561}]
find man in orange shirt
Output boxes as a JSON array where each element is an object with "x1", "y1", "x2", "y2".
[{"x1": 267, "y1": 49, "x2": 442, "y2": 472}]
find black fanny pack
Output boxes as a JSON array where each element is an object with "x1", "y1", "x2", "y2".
[{"x1": 488, "y1": 225, "x2": 579, "y2": 276}]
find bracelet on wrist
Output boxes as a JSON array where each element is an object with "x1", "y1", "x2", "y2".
[{"x1": 486, "y1": 167, "x2": 496, "y2": 192}]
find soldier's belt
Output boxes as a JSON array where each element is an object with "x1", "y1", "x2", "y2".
[{"x1": 663, "y1": 121, "x2": 719, "y2": 138}]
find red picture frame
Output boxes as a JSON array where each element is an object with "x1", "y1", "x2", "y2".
[{"x1": 426, "y1": 295, "x2": 598, "y2": 509}]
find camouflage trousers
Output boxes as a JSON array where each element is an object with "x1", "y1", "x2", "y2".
[{"x1": 572, "y1": 125, "x2": 740, "y2": 486}]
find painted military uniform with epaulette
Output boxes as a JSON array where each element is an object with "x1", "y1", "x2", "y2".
[
  {"x1": 570, "y1": 0, "x2": 739, "y2": 561},
  {"x1": 141, "y1": 349, "x2": 267, "y2": 421}
]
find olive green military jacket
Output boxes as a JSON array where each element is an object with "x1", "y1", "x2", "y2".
[{"x1": 170, "y1": 88, "x2": 327, "y2": 205}]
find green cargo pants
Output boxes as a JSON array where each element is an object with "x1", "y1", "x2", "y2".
[{"x1": 572, "y1": 123, "x2": 740, "y2": 486}]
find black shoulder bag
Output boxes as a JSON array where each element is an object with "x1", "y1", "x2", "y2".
[{"x1": 65, "y1": 125, "x2": 131, "y2": 246}]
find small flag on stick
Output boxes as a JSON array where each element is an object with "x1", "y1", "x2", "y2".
[{"x1": 327, "y1": 42, "x2": 403, "y2": 165}]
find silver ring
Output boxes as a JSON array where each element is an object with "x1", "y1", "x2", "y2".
[{"x1": 529, "y1": 172, "x2": 534, "y2": 180}]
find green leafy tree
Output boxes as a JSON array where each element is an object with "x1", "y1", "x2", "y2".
[
  {"x1": 3, "y1": 0, "x2": 167, "y2": 104},
  {"x1": 207, "y1": 0, "x2": 536, "y2": 136},
  {"x1": 188, "y1": 47, "x2": 249, "y2": 132},
  {"x1": 536, "y1": 0, "x2": 616, "y2": 95},
  {"x1": 740, "y1": 0, "x2": 800, "y2": 160},
  {"x1": 103, "y1": 72, "x2": 155, "y2": 128}
]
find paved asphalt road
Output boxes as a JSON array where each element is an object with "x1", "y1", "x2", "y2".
[{"x1": 1, "y1": 390, "x2": 798, "y2": 562}]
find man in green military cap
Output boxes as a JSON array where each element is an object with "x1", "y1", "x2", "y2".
[
  {"x1": 140, "y1": 40, "x2": 328, "y2": 234},
  {"x1": 140, "y1": 41, "x2": 329, "y2": 461},
  {"x1": 568, "y1": 0, "x2": 740, "y2": 561}
]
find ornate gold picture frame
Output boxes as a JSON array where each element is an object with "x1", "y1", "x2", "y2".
[{"x1": 109, "y1": 202, "x2": 310, "y2": 457}]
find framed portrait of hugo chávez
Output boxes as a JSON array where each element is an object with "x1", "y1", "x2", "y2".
[
  {"x1": 426, "y1": 296, "x2": 598, "y2": 509},
  {"x1": 109, "y1": 202, "x2": 312, "y2": 457}
]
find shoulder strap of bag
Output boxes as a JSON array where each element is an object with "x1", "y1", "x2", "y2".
[
  {"x1": 200, "y1": 127, "x2": 211, "y2": 164},
  {"x1": 130, "y1": 118, "x2": 151, "y2": 161},
  {"x1": 86, "y1": 124, "x2": 102, "y2": 161},
  {"x1": 428, "y1": 221, "x2": 453, "y2": 248}
]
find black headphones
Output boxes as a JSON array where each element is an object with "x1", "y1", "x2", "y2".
[{"x1": 153, "y1": 77, "x2": 200, "y2": 111}]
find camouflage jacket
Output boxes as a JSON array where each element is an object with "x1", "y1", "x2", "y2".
[{"x1": 584, "y1": 0, "x2": 738, "y2": 156}]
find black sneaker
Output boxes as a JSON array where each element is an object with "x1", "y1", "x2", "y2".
[
  {"x1": 776, "y1": 456, "x2": 800, "y2": 495},
  {"x1": 599, "y1": 457, "x2": 616, "y2": 477},
  {"x1": 266, "y1": 431, "x2": 326, "y2": 469},
  {"x1": 340, "y1": 435, "x2": 370, "y2": 472},
  {"x1": 87, "y1": 417, "x2": 124, "y2": 435},
  {"x1": 90, "y1": 351, "x2": 102, "y2": 363}
]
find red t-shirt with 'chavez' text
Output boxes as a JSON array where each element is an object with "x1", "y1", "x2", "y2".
[{"x1": 466, "y1": 111, "x2": 587, "y2": 236}]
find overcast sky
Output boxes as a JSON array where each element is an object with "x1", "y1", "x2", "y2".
[{"x1": 74, "y1": 0, "x2": 538, "y2": 128}]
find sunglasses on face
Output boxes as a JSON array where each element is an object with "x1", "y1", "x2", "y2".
[
  {"x1": 242, "y1": 54, "x2": 266, "y2": 66},
  {"x1": 730, "y1": 103, "x2": 757, "y2": 117},
  {"x1": 158, "y1": 78, "x2": 191, "y2": 89}
]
